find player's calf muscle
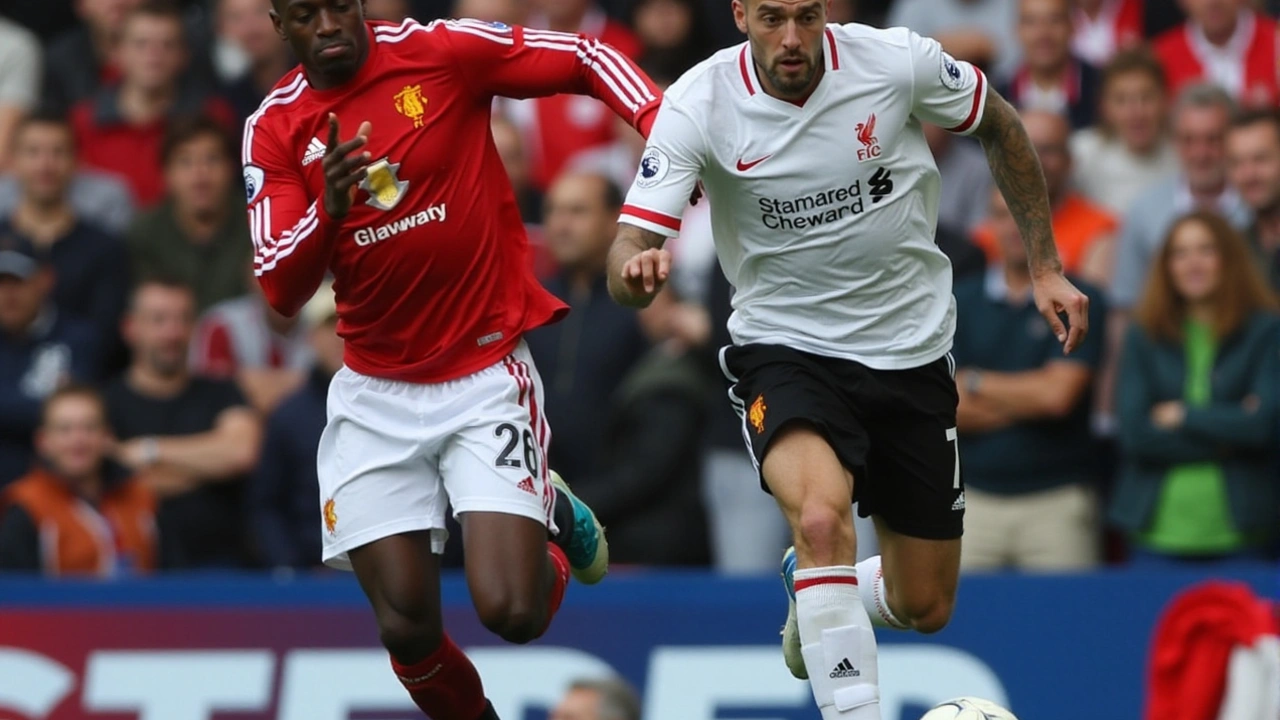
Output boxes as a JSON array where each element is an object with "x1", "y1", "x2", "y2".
[{"x1": 877, "y1": 530, "x2": 960, "y2": 634}]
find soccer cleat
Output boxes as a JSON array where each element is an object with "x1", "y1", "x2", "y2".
[
  {"x1": 781, "y1": 546, "x2": 807, "y2": 679},
  {"x1": 550, "y1": 471, "x2": 609, "y2": 585}
]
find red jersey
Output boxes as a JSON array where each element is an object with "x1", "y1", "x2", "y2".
[
  {"x1": 243, "y1": 19, "x2": 659, "y2": 384},
  {"x1": 1153, "y1": 12, "x2": 1280, "y2": 107},
  {"x1": 72, "y1": 90, "x2": 236, "y2": 207}
]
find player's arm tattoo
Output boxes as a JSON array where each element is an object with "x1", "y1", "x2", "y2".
[
  {"x1": 606, "y1": 223, "x2": 667, "y2": 307},
  {"x1": 971, "y1": 86, "x2": 1064, "y2": 276}
]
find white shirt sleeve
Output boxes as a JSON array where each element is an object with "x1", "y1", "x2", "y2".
[
  {"x1": 619, "y1": 98, "x2": 707, "y2": 238},
  {"x1": 0, "y1": 21, "x2": 41, "y2": 109},
  {"x1": 907, "y1": 30, "x2": 987, "y2": 136}
]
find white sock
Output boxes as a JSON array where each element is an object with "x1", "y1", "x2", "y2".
[
  {"x1": 855, "y1": 556, "x2": 909, "y2": 630},
  {"x1": 794, "y1": 565, "x2": 881, "y2": 720}
]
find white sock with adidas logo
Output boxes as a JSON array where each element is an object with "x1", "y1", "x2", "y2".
[{"x1": 794, "y1": 565, "x2": 881, "y2": 719}]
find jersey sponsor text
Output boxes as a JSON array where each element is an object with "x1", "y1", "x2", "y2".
[
  {"x1": 757, "y1": 181, "x2": 870, "y2": 230},
  {"x1": 354, "y1": 203, "x2": 447, "y2": 246}
]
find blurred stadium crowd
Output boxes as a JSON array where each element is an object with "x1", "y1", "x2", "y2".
[{"x1": 1, "y1": 0, "x2": 1280, "y2": 577}]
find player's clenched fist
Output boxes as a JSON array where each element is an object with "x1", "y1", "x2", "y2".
[
  {"x1": 619, "y1": 248, "x2": 671, "y2": 307},
  {"x1": 323, "y1": 114, "x2": 373, "y2": 219}
]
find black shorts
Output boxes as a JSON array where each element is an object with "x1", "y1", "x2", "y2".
[{"x1": 720, "y1": 343, "x2": 963, "y2": 540}]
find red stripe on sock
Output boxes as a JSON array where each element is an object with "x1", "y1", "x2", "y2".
[
  {"x1": 793, "y1": 575, "x2": 858, "y2": 592},
  {"x1": 390, "y1": 635, "x2": 488, "y2": 720},
  {"x1": 540, "y1": 542, "x2": 570, "y2": 637}
]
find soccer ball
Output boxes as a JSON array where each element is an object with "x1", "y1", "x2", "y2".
[{"x1": 920, "y1": 697, "x2": 1019, "y2": 720}]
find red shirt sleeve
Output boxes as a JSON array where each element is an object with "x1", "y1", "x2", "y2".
[
  {"x1": 242, "y1": 105, "x2": 341, "y2": 318},
  {"x1": 442, "y1": 20, "x2": 662, "y2": 138}
]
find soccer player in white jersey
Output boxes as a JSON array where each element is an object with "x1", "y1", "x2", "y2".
[{"x1": 606, "y1": 1, "x2": 1089, "y2": 718}]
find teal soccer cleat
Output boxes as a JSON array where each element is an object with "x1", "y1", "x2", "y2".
[
  {"x1": 550, "y1": 471, "x2": 609, "y2": 585},
  {"x1": 781, "y1": 546, "x2": 807, "y2": 679}
]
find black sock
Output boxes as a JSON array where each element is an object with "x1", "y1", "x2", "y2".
[
  {"x1": 477, "y1": 700, "x2": 500, "y2": 720},
  {"x1": 551, "y1": 487, "x2": 576, "y2": 550}
]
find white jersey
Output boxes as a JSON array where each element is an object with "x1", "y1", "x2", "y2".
[{"x1": 620, "y1": 23, "x2": 988, "y2": 370}]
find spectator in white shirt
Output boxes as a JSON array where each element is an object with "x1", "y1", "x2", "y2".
[
  {"x1": 0, "y1": 17, "x2": 41, "y2": 170},
  {"x1": 1071, "y1": 49, "x2": 1179, "y2": 217}
]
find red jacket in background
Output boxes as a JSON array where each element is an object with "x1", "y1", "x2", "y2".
[
  {"x1": 1146, "y1": 581, "x2": 1280, "y2": 720},
  {"x1": 70, "y1": 87, "x2": 236, "y2": 208},
  {"x1": 1153, "y1": 12, "x2": 1279, "y2": 107},
  {"x1": 517, "y1": 8, "x2": 643, "y2": 191}
]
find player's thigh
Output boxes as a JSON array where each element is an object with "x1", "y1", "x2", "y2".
[
  {"x1": 762, "y1": 423, "x2": 855, "y2": 531},
  {"x1": 438, "y1": 344, "x2": 554, "y2": 602},
  {"x1": 721, "y1": 345, "x2": 866, "y2": 562},
  {"x1": 317, "y1": 368, "x2": 449, "y2": 572},
  {"x1": 863, "y1": 357, "x2": 963, "y2": 613},
  {"x1": 1014, "y1": 483, "x2": 1099, "y2": 571},
  {"x1": 439, "y1": 344, "x2": 553, "y2": 530},
  {"x1": 862, "y1": 355, "x2": 964, "y2": 544}
]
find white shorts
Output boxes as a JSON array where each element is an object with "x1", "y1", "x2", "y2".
[{"x1": 317, "y1": 341, "x2": 556, "y2": 570}]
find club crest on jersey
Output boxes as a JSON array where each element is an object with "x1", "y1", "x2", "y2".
[
  {"x1": 360, "y1": 158, "x2": 409, "y2": 211},
  {"x1": 636, "y1": 147, "x2": 669, "y2": 189},
  {"x1": 855, "y1": 114, "x2": 881, "y2": 162},
  {"x1": 394, "y1": 84, "x2": 428, "y2": 128},
  {"x1": 940, "y1": 52, "x2": 965, "y2": 91}
]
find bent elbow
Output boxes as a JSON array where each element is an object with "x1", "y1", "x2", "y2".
[{"x1": 258, "y1": 279, "x2": 304, "y2": 319}]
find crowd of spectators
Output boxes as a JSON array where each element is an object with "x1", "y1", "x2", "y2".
[{"x1": 2, "y1": 0, "x2": 1280, "y2": 577}]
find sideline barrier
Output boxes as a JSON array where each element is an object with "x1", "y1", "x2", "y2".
[{"x1": 0, "y1": 567, "x2": 1274, "y2": 720}]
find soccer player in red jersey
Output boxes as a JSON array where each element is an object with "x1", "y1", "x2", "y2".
[{"x1": 243, "y1": 2, "x2": 661, "y2": 718}]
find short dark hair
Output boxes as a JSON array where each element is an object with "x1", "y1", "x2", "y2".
[
  {"x1": 161, "y1": 115, "x2": 234, "y2": 168},
  {"x1": 1230, "y1": 107, "x2": 1280, "y2": 145},
  {"x1": 41, "y1": 384, "x2": 108, "y2": 427},
  {"x1": 1100, "y1": 48, "x2": 1166, "y2": 95},
  {"x1": 12, "y1": 109, "x2": 74, "y2": 149},
  {"x1": 129, "y1": 274, "x2": 195, "y2": 313},
  {"x1": 123, "y1": 0, "x2": 186, "y2": 35}
]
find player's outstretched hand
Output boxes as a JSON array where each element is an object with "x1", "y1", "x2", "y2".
[
  {"x1": 323, "y1": 114, "x2": 373, "y2": 220},
  {"x1": 1031, "y1": 271, "x2": 1089, "y2": 355},
  {"x1": 620, "y1": 248, "x2": 671, "y2": 306}
]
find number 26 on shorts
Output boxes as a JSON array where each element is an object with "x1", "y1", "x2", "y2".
[{"x1": 493, "y1": 422, "x2": 539, "y2": 476}]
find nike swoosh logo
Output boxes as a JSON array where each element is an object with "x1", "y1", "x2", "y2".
[{"x1": 736, "y1": 155, "x2": 771, "y2": 172}]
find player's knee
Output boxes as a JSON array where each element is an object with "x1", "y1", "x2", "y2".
[
  {"x1": 901, "y1": 594, "x2": 954, "y2": 635},
  {"x1": 474, "y1": 596, "x2": 546, "y2": 645},
  {"x1": 377, "y1": 609, "x2": 444, "y2": 661},
  {"x1": 794, "y1": 502, "x2": 854, "y2": 566}
]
